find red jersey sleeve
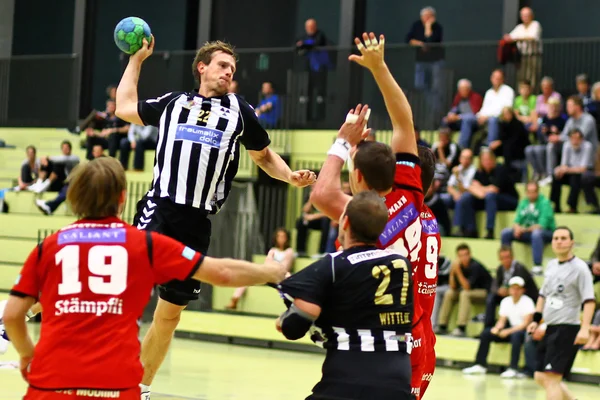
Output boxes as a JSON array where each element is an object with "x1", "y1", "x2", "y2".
[
  {"x1": 10, "y1": 243, "x2": 43, "y2": 300},
  {"x1": 148, "y1": 232, "x2": 204, "y2": 284},
  {"x1": 395, "y1": 153, "x2": 423, "y2": 192}
]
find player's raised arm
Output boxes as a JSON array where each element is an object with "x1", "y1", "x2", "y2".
[
  {"x1": 349, "y1": 32, "x2": 417, "y2": 156},
  {"x1": 192, "y1": 257, "x2": 287, "y2": 287},
  {"x1": 115, "y1": 36, "x2": 155, "y2": 126},
  {"x1": 310, "y1": 104, "x2": 370, "y2": 220}
]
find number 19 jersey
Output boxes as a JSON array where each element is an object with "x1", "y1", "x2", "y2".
[
  {"x1": 417, "y1": 204, "x2": 441, "y2": 318},
  {"x1": 10, "y1": 217, "x2": 203, "y2": 391},
  {"x1": 376, "y1": 153, "x2": 425, "y2": 326}
]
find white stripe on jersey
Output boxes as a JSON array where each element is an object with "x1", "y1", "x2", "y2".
[
  {"x1": 383, "y1": 330, "x2": 400, "y2": 351},
  {"x1": 175, "y1": 105, "x2": 202, "y2": 204},
  {"x1": 357, "y1": 329, "x2": 375, "y2": 352},
  {"x1": 333, "y1": 327, "x2": 350, "y2": 350},
  {"x1": 191, "y1": 99, "x2": 217, "y2": 208}
]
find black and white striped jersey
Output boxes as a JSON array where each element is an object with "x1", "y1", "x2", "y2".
[
  {"x1": 137, "y1": 91, "x2": 271, "y2": 214},
  {"x1": 280, "y1": 246, "x2": 414, "y2": 353}
]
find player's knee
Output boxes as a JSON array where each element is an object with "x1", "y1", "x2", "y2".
[
  {"x1": 534, "y1": 371, "x2": 547, "y2": 386},
  {"x1": 153, "y1": 300, "x2": 184, "y2": 327}
]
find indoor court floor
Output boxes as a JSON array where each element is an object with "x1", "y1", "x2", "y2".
[{"x1": 1, "y1": 336, "x2": 599, "y2": 399}]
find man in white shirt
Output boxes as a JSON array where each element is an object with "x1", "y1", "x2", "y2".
[
  {"x1": 477, "y1": 69, "x2": 515, "y2": 145},
  {"x1": 462, "y1": 276, "x2": 535, "y2": 378},
  {"x1": 503, "y1": 7, "x2": 543, "y2": 90},
  {"x1": 441, "y1": 148, "x2": 476, "y2": 209}
]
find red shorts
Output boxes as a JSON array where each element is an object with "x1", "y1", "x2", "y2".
[
  {"x1": 410, "y1": 318, "x2": 436, "y2": 399},
  {"x1": 24, "y1": 387, "x2": 139, "y2": 400}
]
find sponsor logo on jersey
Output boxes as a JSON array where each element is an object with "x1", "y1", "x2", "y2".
[
  {"x1": 58, "y1": 228, "x2": 126, "y2": 245},
  {"x1": 420, "y1": 211, "x2": 432, "y2": 218},
  {"x1": 411, "y1": 387, "x2": 421, "y2": 396},
  {"x1": 346, "y1": 249, "x2": 396, "y2": 264},
  {"x1": 182, "y1": 246, "x2": 196, "y2": 260},
  {"x1": 54, "y1": 297, "x2": 123, "y2": 317},
  {"x1": 55, "y1": 390, "x2": 121, "y2": 398},
  {"x1": 175, "y1": 124, "x2": 223, "y2": 148},
  {"x1": 417, "y1": 281, "x2": 437, "y2": 295},
  {"x1": 60, "y1": 222, "x2": 125, "y2": 231},
  {"x1": 397, "y1": 161, "x2": 416, "y2": 168},
  {"x1": 421, "y1": 373, "x2": 433, "y2": 382},
  {"x1": 421, "y1": 219, "x2": 439, "y2": 235},
  {"x1": 412, "y1": 337, "x2": 422, "y2": 348},
  {"x1": 379, "y1": 203, "x2": 419, "y2": 247},
  {"x1": 14, "y1": 274, "x2": 21, "y2": 285},
  {"x1": 387, "y1": 196, "x2": 407, "y2": 216}
]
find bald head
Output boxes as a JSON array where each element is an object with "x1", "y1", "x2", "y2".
[
  {"x1": 520, "y1": 7, "x2": 534, "y2": 24},
  {"x1": 305, "y1": 19, "x2": 317, "y2": 35}
]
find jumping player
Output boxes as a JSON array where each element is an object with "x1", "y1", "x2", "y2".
[
  {"x1": 276, "y1": 191, "x2": 414, "y2": 399},
  {"x1": 2, "y1": 157, "x2": 287, "y2": 400},
  {"x1": 309, "y1": 32, "x2": 438, "y2": 399}
]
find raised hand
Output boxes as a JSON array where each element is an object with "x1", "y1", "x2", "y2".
[
  {"x1": 131, "y1": 35, "x2": 155, "y2": 63},
  {"x1": 337, "y1": 104, "x2": 371, "y2": 146},
  {"x1": 290, "y1": 170, "x2": 317, "y2": 187},
  {"x1": 348, "y1": 32, "x2": 385, "y2": 71}
]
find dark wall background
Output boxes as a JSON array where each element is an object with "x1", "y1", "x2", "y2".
[
  {"x1": 12, "y1": 0, "x2": 75, "y2": 55},
  {"x1": 365, "y1": 0, "x2": 504, "y2": 43},
  {"x1": 531, "y1": 0, "x2": 600, "y2": 38},
  {"x1": 295, "y1": 0, "x2": 340, "y2": 45},
  {"x1": 91, "y1": 0, "x2": 188, "y2": 109}
]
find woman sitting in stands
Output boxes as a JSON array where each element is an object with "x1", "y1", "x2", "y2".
[{"x1": 226, "y1": 228, "x2": 295, "y2": 310}]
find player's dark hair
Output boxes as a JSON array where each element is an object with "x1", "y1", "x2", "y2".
[
  {"x1": 272, "y1": 227, "x2": 291, "y2": 250},
  {"x1": 67, "y1": 157, "x2": 126, "y2": 219},
  {"x1": 344, "y1": 191, "x2": 388, "y2": 244},
  {"x1": 354, "y1": 141, "x2": 395, "y2": 192},
  {"x1": 554, "y1": 226, "x2": 574, "y2": 240},
  {"x1": 418, "y1": 145, "x2": 436, "y2": 194},
  {"x1": 192, "y1": 40, "x2": 238, "y2": 84},
  {"x1": 456, "y1": 243, "x2": 470, "y2": 253}
]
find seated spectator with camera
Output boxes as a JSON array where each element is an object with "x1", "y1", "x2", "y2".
[{"x1": 462, "y1": 276, "x2": 535, "y2": 378}]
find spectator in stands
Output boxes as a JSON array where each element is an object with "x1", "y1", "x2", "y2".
[
  {"x1": 296, "y1": 187, "x2": 330, "y2": 257},
  {"x1": 226, "y1": 228, "x2": 294, "y2": 310},
  {"x1": 453, "y1": 149, "x2": 519, "y2": 239},
  {"x1": 483, "y1": 246, "x2": 538, "y2": 328},
  {"x1": 436, "y1": 243, "x2": 492, "y2": 337},
  {"x1": 17, "y1": 145, "x2": 39, "y2": 191},
  {"x1": 92, "y1": 144, "x2": 106, "y2": 158},
  {"x1": 432, "y1": 128, "x2": 459, "y2": 175},
  {"x1": 501, "y1": 182, "x2": 556, "y2": 273},
  {"x1": 535, "y1": 76, "x2": 561, "y2": 119},
  {"x1": 462, "y1": 276, "x2": 535, "y2": 378},
  {"x1": 505, "y1": 184, "x2": 553, "y2": 259},
  {"x1": 525, "y1": 98, "x2": 566, "y2": 181},
  {"x1": 513, "y1": 80, "x2": 537, "y2": 129},
  {"x1": 441, "y1": 148, "x2": 476, "y2": 211},
  {"x1": 119, "y1": 124, "x2": 158, "y2": 171},
  {"x1": 431, "y1": 255, "x2": 452, "y2": 330},
  {"x1": 503, "y1": 7, "x2": 542, "y2": 91},
  {"x1": 34, "y1": 141, "x2": 80, "y2": 215},
  {"x1": 550, "y1": 128, "x2": 600, "y2": 214},
  {"x1": 425, "y1": 174, "x2": 451, "y2": 236},
  {"x1": 255, "y1": 82, "x2": 281, "y2": 129},
  {"x1": 85, "y1": 99, "x2": 112, "y2": 160},
  {"x1": 106, "y1": 84, "x2": 117, "y2": 101},
  {"x1": 575, "y1": 74, "x2": 592, "y2": 112},
  {"x1": 490, "y1": 106, "x2": 530, "y2": 181},
  {"x1": 406, "y1": 6, "x2": 445, "y2": 119},
  {"x1": 477, "y1": 69, "x2": 515, "y2": 145},
  {"x1": 442, "y1": 78, "x2": 483, "y2": 149},
  {"x1": 542, "y1": 96, "x2": 597, "y2": 186},
  {"x1": 30, "y1": 141, "x2": 79, "y2": 194},
  {"x1": 415, "y1": 126, "x2": 431, "y2": 148},
  {"x1": 296, "y1": 18, "x2": 330, "y2": 121}
]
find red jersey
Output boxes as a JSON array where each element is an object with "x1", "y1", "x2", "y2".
[
  {"x1": 11, "y1": 217, "x2": 203, "y2": 391},
  {"x1": 376, "y1": 153, "x2": 425, "y2": 326},
  {"x1": 416, "y1": 204, "x2": 441, "y2": 318}
]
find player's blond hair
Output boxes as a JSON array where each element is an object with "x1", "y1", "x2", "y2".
[
  {"x1": 192, "y1": 40, "x2": 238, "y2": 84},
  {"x1": 67, "y1": 157, "x2": 127, "y2": 219}
]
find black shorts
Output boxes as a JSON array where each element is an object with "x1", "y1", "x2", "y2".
[
  {"x1": 308, "y1": 350, "x2": 412, "y2": 400},
  {"x1": 535, "y1": 324, "x2": 580, "y2": 375},
  {"x1": 134, "y1": 195, "x2": 211, "y2": 306}
]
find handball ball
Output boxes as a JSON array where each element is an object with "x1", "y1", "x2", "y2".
[{"x1": 114, "y1": 17, "x2": 152, "y2": 55}]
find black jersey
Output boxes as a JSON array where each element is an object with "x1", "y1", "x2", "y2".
[{"x1": 280, "y1": 245, "x2": 413, "y2": 353}]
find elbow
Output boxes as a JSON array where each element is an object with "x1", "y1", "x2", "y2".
[
  {"x1": 212, "y1": 264, "x2": 234, "y2": 287},
  {"x1": 115, "y1": 107, "x2": 125, "y2": 120},
  {"x1": 3, "y1": 307, "x2": 23, "y2": 326},
  {"x1": 309, "y1": 187, "x2": 327, "y2": 210}
]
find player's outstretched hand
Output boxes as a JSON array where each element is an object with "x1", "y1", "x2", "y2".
[
  {"x1": 131, "y1": 35, "x2": 155, "y2": 63},
  {"x1": 264, "y1": 260, "x2": 288, "y2": 284},
  {"x1": 348, "y1": 32, "x2": 385, "y2": 71},
  {"x1": 290, "y1": 170, "x2": 317, "y2": 188},
  {"x1": 338, "y1": 104, "x2": 371, "y2": 146}
]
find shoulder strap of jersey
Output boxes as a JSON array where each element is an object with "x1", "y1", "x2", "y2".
[
  {"x1": 330, "y1": 255, "x2": 336, "y2": 283},
  {"x1": 146, "y1": 231, "x2": 153, "y2": 267}
]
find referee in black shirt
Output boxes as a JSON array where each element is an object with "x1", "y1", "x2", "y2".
[
  {"x1": 276, "y1": 191, "x2": 414, "y2": 400},
  {"x1": 115, "y1": 36, "x2": 316, "y2": 398}
]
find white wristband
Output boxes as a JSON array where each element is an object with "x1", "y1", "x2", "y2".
[{"x1": 327, "y1": 138, "x2": 350, "y2": 162}]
